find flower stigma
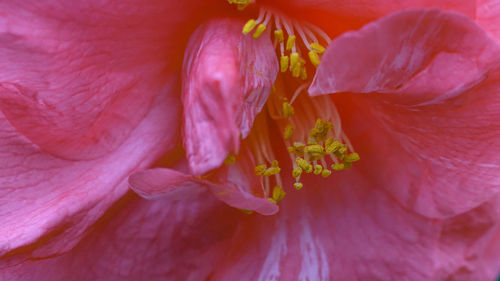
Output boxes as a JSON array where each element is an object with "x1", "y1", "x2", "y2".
[{"x1": 227, "y1": 1, "x2": 360, "y2": 211}]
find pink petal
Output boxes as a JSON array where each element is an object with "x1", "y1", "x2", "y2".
[
  {"x1": 477, "y1": 0, "x2": 500, "y2": 41},
  {"x1": 4, "y1": 169, "x2": 500, "y2": 280},
  {"x1": 310, "y1": 9, "x2": 500, "y2": 218},
  {"x1": 182, "y1": 19, "x2": 278, "y2": 175},
  {"x1": 0, "y1": 0, "x2": 223, "y2": 160},
  {"x1": 0, "y1": 192, "x2": 243, "y2": 280},
  {"x1": 309, "y1": 9, "x2": 500, "y2": 99},
  {"x1": 0, "y1": 75, "x2": 180, "y2": 262},
  {"x1": 129, "y1": 146, "x2": 278, "y2": 215}
]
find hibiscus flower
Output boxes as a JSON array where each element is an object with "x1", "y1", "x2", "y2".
[{"x1": 1, "y1": 0, "x2": 500, "y2": 280}]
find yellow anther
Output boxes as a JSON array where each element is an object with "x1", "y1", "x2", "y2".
[
  {"x1": 290, "y1": 52, "x2": 299, "y2": 71},
  {"x1": 242, "y1": 19, "x2": 257, "y2": 35},
  {"x1": 271, "y1": 160, "x2": 279, "y2": 167},
  {"x1": 326, "y1": 140, "x2": 343, "y2": 154},
  {"x1": 292, "y1": 167, "x2": 303, "y2": 178},
  {"x1": 310, "y1": 119, "x2": 332, "y2": 141},
  {"x1": 332, "y1": 163, "x2": 344, "y2": 171},
  {"x1": 254, "y1": 164, "x2": 267, "y2": 175},
  {"x1": 286, "y1": 35, "x2": 296, "y2": 51},
  {"x1": 321, "y1": 169, "x2": 332, "y2": 178},
  {"x1": 288, "y1": 142, "x2": 305, "y2": 157},
  {"x1": 300, "y1": 66, "x2": 308, "y2": 80},
  {"x1": 282, "y1": 102, "x2": 294, "y2": 118},
  {"x1": 224, "y1": 154, "x2": 236, "y2": 166},
  {"x1": 280, "y1": 55, "x2": 289, "y2": 72},
  {"x1": 272, "y1": 185, "x2": 286, "y2": 202},
  {"x1": 344, "y1": 152, "x2": 360, "y2": 163},
  {"x1": 310, "y1": 42, "x2": 326, "y2": 54},
  {"x1": 313, "y1": 164, "x2": 323, "y2": 175},
  {"x1": 308, "y1": 50, "x2": 321, "y2": 67},
  {"x1": 239, "y1": 209, "x2": 254, "y2": 214},
  {"x1": 294, "y1": 182, "x2": 304, "y2": 190},
  {"x1": 274, "y1": 29, "x2": 284, "y2": 43},
  {"x1": 335, "y1": 146, "x2": 348, "y2": 159},
  {"x1": 307, "y1": 137, "x2": 318, "y2": 145},
  {"x1": 284, "y1": 124, "x2": 294, "y2": 140},
  {"x1": 296, "y1": 157, "x2": 313, "y2": 173},
  {"x1": 306, "y1": 144, "x2": 324, "y2": 154},
  {"x1": 292, "y1": 63, "x2": 301, "y2": 78},
  {"x1": 264, "y1": 166, "x2": 281, "y2": 176},
  {"x1": 253, "y1": 23, "x2": 267, "y2": 39}
]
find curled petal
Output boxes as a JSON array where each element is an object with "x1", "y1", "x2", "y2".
[{"x1": 182, "y1": 19, "x2": 278, "y2": 175}]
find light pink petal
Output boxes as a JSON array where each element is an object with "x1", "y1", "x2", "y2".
[
  {"x1": 0, "y1": 75, "x2": 180, "y2": 263},
  {"x1": 311, "y1": 9, "x2": 500, "y2": 218},
  {"x1": 182, "y1": 19, "x2": 278, "y2": 175},
  {"x1": 0, "y1": 0, "x2": 223, "y2": 160},
  {"x1": 129, "y1": 147, "x2": 278, "y2": 215}
]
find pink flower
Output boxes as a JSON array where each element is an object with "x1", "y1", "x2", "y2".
[{"x1": 1, "y1": 0, "x2": 500, "y2": 280}]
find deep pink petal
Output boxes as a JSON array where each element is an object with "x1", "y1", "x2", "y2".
[
  {"x1": 0, "y1": 75, "x2": 180, "y2": 263},
  {"x1": 182, "y1": 19, "x2": 278, "y2": 175},
  {"x1": 477, "y1": 0, "x2": 500, "y2": 41}
]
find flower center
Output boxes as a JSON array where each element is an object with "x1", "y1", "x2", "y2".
[{"x1": 227, "y1": 1, "x2": 360, "y2": 208}]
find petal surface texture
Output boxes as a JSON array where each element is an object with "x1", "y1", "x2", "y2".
[
  {"x1": 310, "y1": 9, "x2": 500, "y2": 218},
  {"x1": 182, "y1": 19, "x2": 278, "y2": 175}
]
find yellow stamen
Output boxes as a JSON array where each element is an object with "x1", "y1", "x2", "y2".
[
  {"x1": 296, "y1": 157, "x2": 313, "y2": 173},
  {"x1": 271, "y1": 160, "x2": 279, "y2": 167},
  {"x1": 286, "y1": 35, "x2": 296, "y2": 51},
  {"x1": 308, "y1": 50, "x2": 321, "y2": 67},
  {"x1": 254, "y1": 164, "x2": 267, "y2": 175},
  {"x1": 292, "y1": 167, "x2": 303, "y2": 178},
  {"x1": 268, "y1": 198, "x2": 277, "y2": 204},
  {"x1": 272, "y1": 185, "x2": 286, "y2": 202},
  {"x1": 344, "y1": 152, "x2": 360, "y2": 163},
  {"x1": 300, "y1": 66, "x2": 308, "y2": 80},
  {"x1": 290, "y1": 52, "x2": 299, "y2": 71},
  {"x1": 274, "y1": 29, "x2": 284, "y2": 43},
  {"x1": 294, "y1": 182, "x2": 304, "y2": 190},
  {"x1": 284, "y1": 124, "x2": 294, "y2": 140},
  {"x1": 332, "y1": 163, "x2": 344, "y2": 171},
  {"x1": 288, "y1": 142, "x2": 305, "y2": 157},
  {"x1": 242, "y1": 19, "x2": 257, "y2": 35},
  {"x1": 253, "y1": 23, "x2": 267, "y2": 39},
  {"x1": 325, "y1": 140, "x2": 343, "y2": 154},
  {"x1": 313, "y1": 164, "x2": 323, "y2": 175},
  {"x1": 292, "y1": 63, "x2": 301, "y2": 78},
  {"x1": 224, "y1": 154, "x2": 236, "y2": 166},
  {"x1": 280, "y1": 55, "x2": 289, "y2": 72},
  {"x1": 264, "y1": 166, "x2": 281, "y2": 176},
  {"x1": 310, "y1": 119, "x2": 332, "y2": 142},
  {"x1": 282, "y1": 102, "x2": 294, "y2": 118},
  {"x1": 310, "y1": 42, "x2": 326, "y2": 54},
  {"x1": 321, "y1": 169, "x2": 332, "y2": 178}
]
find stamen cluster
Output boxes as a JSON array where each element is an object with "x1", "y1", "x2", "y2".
[{"x1": 226, "y1": 1, "x2": 360, "y2": 210}]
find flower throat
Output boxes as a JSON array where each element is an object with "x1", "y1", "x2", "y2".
[{"x1": 227, "y1": 0, "x2": 360, "y2": 208}]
